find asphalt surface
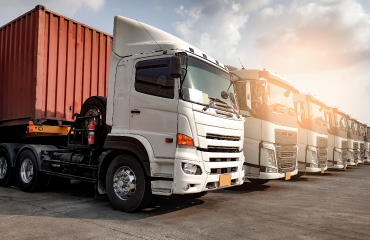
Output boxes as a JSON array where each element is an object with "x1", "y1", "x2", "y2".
[{"x1": 0, "y1": 164, "x2": 369, "y2": 240}]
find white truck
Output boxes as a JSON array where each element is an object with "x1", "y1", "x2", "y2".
[
  {"x1": 364, "y1": 124, "x2": 370, "y2": 163},
  {"x1": 358, "y1": 121, "x2": 366, "y2": 163},
  {"x1": 347, "y1": 115, "x2": 361, "y2": 166},
  {"x1": 0, "y1": 16, "x2": 246, "y2": 212},
  {"x1": 293, "y1": 93, "x2": 328, "y2": 174},
  {"x1": 231, "y1": 69, "x2": 298, "y2": 183},
  {"x1": 324, "y1": 106, "x2": 346, "y2": 169}
]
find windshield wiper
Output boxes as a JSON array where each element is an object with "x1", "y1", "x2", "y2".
[
  {"x1": 202, "y1": 98, "x2": 220, "y2": 111},
  {"x1": 203, "y1": 98, "x2": 241, "y2": 118}
]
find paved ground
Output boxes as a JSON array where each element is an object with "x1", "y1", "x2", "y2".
[{"x1": 0, "y1": 164, "x2": 369, "y2": 240}]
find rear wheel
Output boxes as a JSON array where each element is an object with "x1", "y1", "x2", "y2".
[
  {"x1": 0, "y1": 148, "x2": 13, "y2": 187},
  {"x1": 106, "y1": 154, "x2": 152, "y2": 212},
  {"x1": 248, "y1": 178, "x2": 270, "y2": 185},
  {"x1": 16, "y1": 150, "x2": 49, "y2": 192}
]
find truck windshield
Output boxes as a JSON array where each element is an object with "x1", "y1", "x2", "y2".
[
  {"x1": 348, "y1": 120, "x2": 357, "y2": 134},
  {"x1": 308, "y1": 102, "x2": 326, "y2": 124},
  {"x1": 182, "y1": 57, "x2": 237, "y2": 110},
  {"x1": 335, "y1": 113, "x2": 347, "y2": 131},
  {"x1": 267, "y1": 83, "x2": 294, "y2": 111}
]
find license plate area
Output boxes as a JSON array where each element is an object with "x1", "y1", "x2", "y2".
[
  {"x1": 285, "y1": 172, "x2": 291, "y2": 180},
  {"x1": 219, "y1": 174, "x2": 231, "y2": 187}
]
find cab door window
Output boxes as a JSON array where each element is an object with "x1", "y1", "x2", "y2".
[{"x1": 135, "y1": 58, "x2": 174, "y2": 99}]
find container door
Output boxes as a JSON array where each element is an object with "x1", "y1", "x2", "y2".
[{"x1": 129, "y1": 57, "x2": 178, "y2": 158}]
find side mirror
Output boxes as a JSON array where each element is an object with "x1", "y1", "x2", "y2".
[{"x1": 169, "y1": 56, "x2": 181, "y2": 78}]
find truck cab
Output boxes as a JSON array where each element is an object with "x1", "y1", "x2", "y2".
[
  {"x1": 364, "y1": 124, "x2": 370, "y2": 163},
  {"x1": 293, "y1": 93, "x2": 328, "y2": 173},
  {"x1": 232, "y1": 69, "x2": 298, "y2": 181},
  {"x1": 325, "y1": 106, "x2": 346, "y2": 169},
  {"x1": 357, "y1": 121, "x2": 366, "y2": 163},
  {"x1": 347, "y1": 115, "x2": 362, "y2": 166}
]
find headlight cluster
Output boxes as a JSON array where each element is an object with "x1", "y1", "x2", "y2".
[
  {"x1": 182, "y1": 163, "x2": 202, "y2": 175},
  {"x1": 267, "y1": 149, "x2": 276, "y2": 167},
  {"x1": 308, "y1": 146, "x2": 318, "y2": 164},
  {"x1": 334, "y1": 149, "x2": 342, "y2": 163},
  {"x1": 262, "y1": 143, "x2": 277, "y2": 171}
]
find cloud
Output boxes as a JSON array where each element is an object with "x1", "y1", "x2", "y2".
[
  {"x1": 257, "y1": 4, "x2": 285, "y2": 20},
  {"x1": 0, "y1": 0, "x2": 105, "y2": 26},
  {"x1": 255, "y1": 0, "x2": 370, "y2": 73},
  {"x1": 173, "y1": 0, "x2": 272, "y2": 62}
]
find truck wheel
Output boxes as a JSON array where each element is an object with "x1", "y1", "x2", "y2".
[
  {"x1": 0, "y1": 149, "x2": 13, "y2": 187},
  {"x1": 16, "y1": 150, "x2": 48, "y2": 192},
  {"x1": 106, "y1": 154, "x2": 152, "y2": 212},
  {"x1": 248, "y1": 178, "x2": 270, "y2": 185},
  {"x1": 80, "y1": 97, "x2": 108, "y2": 146}
]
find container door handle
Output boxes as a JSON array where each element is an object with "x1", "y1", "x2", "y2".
[{"x1": 131, "y1": 109, "x2": 140, "y2": 114}]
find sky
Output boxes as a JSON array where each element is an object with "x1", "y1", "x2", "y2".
[{"x1": 1, "y1": 0, "x2": 370, "y2": 123}]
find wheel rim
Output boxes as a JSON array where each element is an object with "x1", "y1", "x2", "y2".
[
  {"x1": 0, "y1": 157, "x2": 7, "y2": 179},
  {"x1": 20, "y1": 158, "x2": 33, "y2": 184},
  {"x1": 84, "y1": 106, "x2": 100, "y2": 128},
  {"x1": 113, "y1": 166, "x2": 136, "y2": 200}
]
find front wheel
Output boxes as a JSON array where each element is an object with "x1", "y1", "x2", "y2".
[
  {"x1": 248, "y1": 178, "x2": 270, "y2": 185},
  {"x1": 106, "y1": 154, "x2": 152, "y2": 212}
]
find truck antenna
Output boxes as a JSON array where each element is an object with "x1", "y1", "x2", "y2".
[
  {"x1": 238, "y1": 57, "x2": 245, "y2": 70},
  {"x1": 136, "y1": 19, "x2": 163, "y2": 50}
]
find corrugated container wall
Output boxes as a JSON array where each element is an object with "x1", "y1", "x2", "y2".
[{"x1": 0, "y1": 5, "x2": 113, "y2": 127}]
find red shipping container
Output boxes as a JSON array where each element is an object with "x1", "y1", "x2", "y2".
[{"x1": 0, "y1": 5, "x2": 113, "y2": 127}]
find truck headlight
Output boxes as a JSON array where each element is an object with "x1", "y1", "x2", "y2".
[
  {"x1": 334, "y1": 149, "x2": 342, "y2": 163},
  {"x1": 310, "y1": 163, "x2": 318, "y2": 168},
  {"x1": 267, "y1": 149, "x2": 276, "y2": 167},
  {"x1": 262, "y1": 143, "x2": 277, "y2": 167},
  {"x1": 307, "y1": 147, "x2": 317, "y2": 164},
  {"x1": 266, "y1": 167, "x2": 277, "y2": 173},
  {"x1": 182, "y1": 163, "x2": 202, "y2": 175}
]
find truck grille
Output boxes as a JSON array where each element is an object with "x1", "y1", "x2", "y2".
[
  {"x1": 318, "y1": 150, "x2": 327, "y2": 167},
  {"x1": 206, "y1": 133, "x2": 240, "y2": 141},
  {"x1": 317, "y1": 137, "x2": 328, "y2": 148},
  {"x1": 198, "y1": 146, "x2": 240, "y2": 153},
  {"x1": 275, "y1": 130, "x2": 297, "y2": 145},
  {"x1": 210, "y1": 158, "x2": 238, "y2": 162},
  {"x1": 353, "y1": 142, "x2": 359, "y2": 149},
  {"x1": 276, "y1": 146, "x2": 297, "y2": 173},
  {"x1": 210, "y1": 167, "x2": 238, "y2": 174}
]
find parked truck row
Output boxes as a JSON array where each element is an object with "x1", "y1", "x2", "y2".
[{"x1": 0, "y1": 6, "x2": 368, "y2": 212}]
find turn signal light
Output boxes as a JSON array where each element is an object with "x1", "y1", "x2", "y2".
[{"x1": 177, "y1": 134, "x2": 194, "y2": 146}]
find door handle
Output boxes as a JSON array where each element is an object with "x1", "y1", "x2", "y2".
[{"x1": 131, "y1": 109, "x2": 140, "y2": 114}]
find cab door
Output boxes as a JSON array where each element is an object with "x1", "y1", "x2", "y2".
[{"x1": 129, "y1": 57, "x2": 178, "y2": 158}]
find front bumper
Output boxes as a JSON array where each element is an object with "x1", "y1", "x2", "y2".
[
  {"x1": 168, "y1": 159, "x2": 244, "y2": 195},
  {"x1": 258, "y1": 168, "x2": 298, "y2": 179},
  {"x1": 330, "y1": 164, "x2": 345, "y2": 169}
]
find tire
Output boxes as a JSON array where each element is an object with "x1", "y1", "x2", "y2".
[
  {"x1": 80, "y1": 96, "x2": 108, "y2": 147},
  {"x1": 106, "y1": 154, "x2": 152, "y2": 212},
  {"x1": 248, "y1": 178, "x2": 270, "y2": 185},
  {"x1": 16, "y1": 150, "x2": 49, "y2": 192},
  {"x1": 0, "y1": 148, "x2": 14, "y2": 187}
]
